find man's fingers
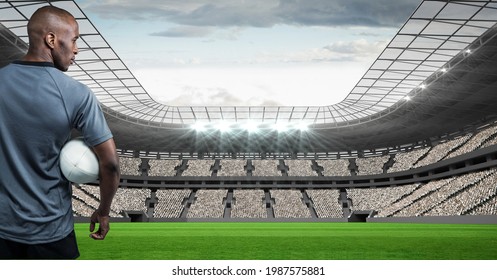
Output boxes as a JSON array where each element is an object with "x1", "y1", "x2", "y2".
[
  {"x1": 89, "y1": 212, "x2": 110, "y2": 240},
  {"x1": 90, "y1": 232, "x2": 104, "y2": 240},
  {"x1": 90, "y1": 227, "x2": 108, "y2": 240}
]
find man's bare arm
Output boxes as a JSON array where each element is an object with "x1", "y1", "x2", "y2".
[{"x1": 89, "y1": 138, "x2": 120, "y2": 240}]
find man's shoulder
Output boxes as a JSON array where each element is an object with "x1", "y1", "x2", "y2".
[
  {"x1": 8, "y1": 61, "x2": 88, "y2": 89},
  {"x1": 45, "y1": 67, "x2": 90, "y2": 94},
  {"x1": 0, "y1": 62, "x2": 23, "y2": 74}
]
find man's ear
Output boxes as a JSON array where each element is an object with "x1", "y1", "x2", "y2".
[{"x1": 45, "y1": 32, "x2": 56, "y2": 49}]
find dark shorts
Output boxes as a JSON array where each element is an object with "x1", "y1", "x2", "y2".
[{"x1": 0, "y1": 230, "x2": 80, "y2": 260}]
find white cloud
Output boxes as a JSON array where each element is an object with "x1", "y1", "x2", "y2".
[
  {"x1": 323, "y1": 39, "x2": 388, "y2": 58},
  {"x1": 83, "y1": 0, "x2": 420, "y2": 30},
  {"x1": 133, "y1": 65, "x2": 368, "y2": 107},
  {"x1": 163, "y1": 87, "x2": 281, "y2": 107},
  {"x1": 241, "y1": 39, "x2": 388, "y2": 64},
  {"x1": 150, "y1": 26, "x2": 213, "y2": 38}
]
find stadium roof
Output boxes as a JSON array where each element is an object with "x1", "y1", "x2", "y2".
[{"x1": 1, "y1": 0, "x2": 497, "y2": 154}]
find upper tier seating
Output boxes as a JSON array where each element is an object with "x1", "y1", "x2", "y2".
[
  {"x1": 252, "y1": 159, "x2": 281, "y2": 176},
  {"x1": 217, "y1": 159, "x2": 247, "y2": 176},
  {"x1": 356, "y1": 155, "x2": 390, "y2": 175},
  {"x1": 285, "y1": 160, "x2": 317, "y2": 176},
  {"x1": 181, "y1": 160, "x2": 215, "y2": 176},
  {"x1": 148, "y1": 159, "x2": 181, "y2": 176},
  {"x1": 316, "y1": 159, "x2": 350, "y2": 176}
]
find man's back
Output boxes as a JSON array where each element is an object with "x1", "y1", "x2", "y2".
[
  {"x1": 1, "y1": 6, "x2": 119, "y2": 260},
  {"x1": 0, "y1": 61, "x2": 111, "y2": 244}
]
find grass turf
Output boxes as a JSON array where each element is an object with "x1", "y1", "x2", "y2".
[{"x1": 74, "y1": 222, "x2": 497, "y2": 260}]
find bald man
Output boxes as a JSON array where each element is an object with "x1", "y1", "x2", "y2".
[{"x1": 0, "y1": 6, "x2": 120, "y2": 259}]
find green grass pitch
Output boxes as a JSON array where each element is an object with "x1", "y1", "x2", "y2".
[{"x1": 74, "y1": 222, "x2": 497, "y2": 260}]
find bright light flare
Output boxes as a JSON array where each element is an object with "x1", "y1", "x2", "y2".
[
  {"x1": 273, "y1": 122, "x2": 290, "y2": 133},
  {"x1": 191, "y1": 122, "x2": 208, "y2": 132},
  {"x1": 216, "y1": 121, "x2": 233, "y2": 132},
  {"x1": 243, "y1": 121, "x2": 260, "y2": 133},
  {"x1": 295, "y1": 122, "x2": 310, "y2": 131}
]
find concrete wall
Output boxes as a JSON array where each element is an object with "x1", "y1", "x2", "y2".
[
  {"x1": 368, "y1": 215, "x2": 497, "y2": 224},
  {"x1": 74, "y1": 215, "x2": 497, "y2": 224}
]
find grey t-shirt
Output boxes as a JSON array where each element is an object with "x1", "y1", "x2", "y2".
[{"x1": 0, "y1": 61, "x2": 112, "y2": 244}]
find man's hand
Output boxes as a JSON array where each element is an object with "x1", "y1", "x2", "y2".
[{"x1": 89, "y1": 210, "x2": 110, "y2": 240}]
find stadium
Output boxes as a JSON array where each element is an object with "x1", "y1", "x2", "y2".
[{"x1": 1, "y1": 0, "x2": 497, "y2": 260}]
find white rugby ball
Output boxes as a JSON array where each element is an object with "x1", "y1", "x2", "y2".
[{"x1": 60, "y1": 138, "x2": 99, "y2": 184}]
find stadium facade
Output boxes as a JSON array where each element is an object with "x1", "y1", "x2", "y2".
[{"x1": 1, "y1": 0, "x2": 497, "y2": 223}]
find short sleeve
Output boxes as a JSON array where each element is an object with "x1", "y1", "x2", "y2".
[{"x1": 73, "y1": 88, "x2": 113, "y2": 147}]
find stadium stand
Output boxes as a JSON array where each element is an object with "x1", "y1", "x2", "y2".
[
  {"x1": 372, "y1": 168, "x2": 497, "y2": 218},
  {"x1": 412, "y1": 135, "x2": 470, "y2": 168},
  {"x1": 347, "y1": 184, "x2": 418, "y2": 214},
  {"x1": 181, "y1": 160, "x2": 215, "y2": 176},
  {"x1": 72, "y1": 185, "x2": 98, "y2": 217},
  {"x1": 387, "y1": 147, "x2": 430, "y2": 173},
  {"x1": 231, "y1": 189, "x2": 267, "y2": 218},
  {"x1": 72, "y1": 198, "x2": 95, "y2": 217},
  {"x1": 469, "y1": 196, "x2": 497, "y2": 216},
  {"x1": 112, "y1": 188, "x2": 151, "y2": 214},
  {"x1": 72, "y1": 185, "x2": 151, "y2": 220},
  {"x1": 148, "y1": 159, "x2": 181, "y2": 176},
  {"x1": 315, "y1": 159, "x2": 350, "y2": 176},
  {"x1": 153, "y1": 189, "x2": 191, "y2": 218},
  {"x1": 285, "y1": 160, "x2": 317, "y2": 176},
  {"x1": 73, "y1": 184, "x2": 122, "y2": 217},
  {"x1": 481, "y1": 133, "x2": 497, "y2": 149},
  {"x1": 306, "y1": 189, "x2": 342, "y2": 218},
  {"x1": 270, "y1": 189, "x2": 311, "y2": 218},
  {"x1": 444, "y1": 124, "x2": 497, "y2": 160},
  {"x1": 375, "y1": 178, "x2": 453, "y2": 217},
  {"x1": 394, "y1": 170, "x2": 492, "y2": 217},
  {"x1": 252, "y1": 160, "x2": 282, "y2": 176},
  {"x1": 72, "y1": 164, "x2": 497, "y2": 222},
  {"x1": 356, "y1": 155, "x2": 390, "y2": 175},
  {"x1": 119, "y1": 157, "x2": 142, "y2": 176},
  {"x1": 425, "y1": 169, "x2": 497, "y2": 216},
  {"x1": 217, "y1": 159, "x2": 247, "y2": 176},
  {"x1": 70, "y1": 126, "x2": 497, "y2": 222},
  {"x1": 186, "y1": 189, "x2": 228, "y2": 218}
]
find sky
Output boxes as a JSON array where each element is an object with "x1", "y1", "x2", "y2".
[{"x1": 76, "y1": 0, "x2": 421, "y2": 106}]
